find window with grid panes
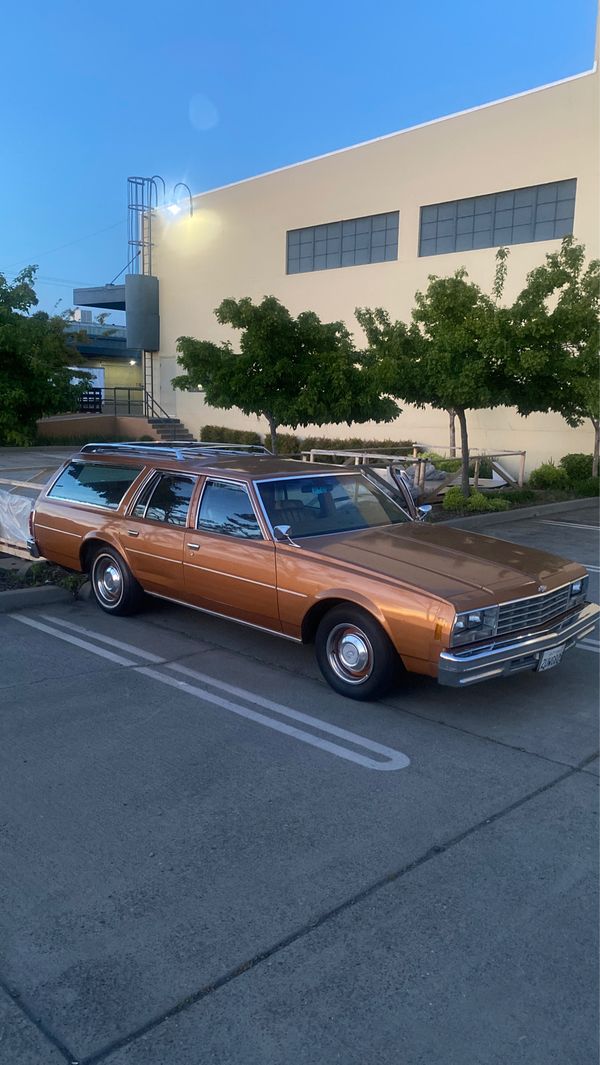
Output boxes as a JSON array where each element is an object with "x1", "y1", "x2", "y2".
[
  {"x1": 287, "y1": 212, "x2": 399, "y2": 273},
  {"x1": 419, "y1": 179, "x2": 576, "y2": 256}
]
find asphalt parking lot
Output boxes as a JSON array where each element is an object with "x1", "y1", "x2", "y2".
[{"x1": 1, "y1": 505, "x2": 598, "y2": 1065}]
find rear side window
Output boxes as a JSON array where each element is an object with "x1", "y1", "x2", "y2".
[
  {"x1": 197, "y1": 480, "x2": 263, "y2": 539},
  {"x1": 48, "y1": 462, "x2": 142, "y2": 510},
  {"x1": 132, "y1": 473, "x2": 196, "y2": 526}
]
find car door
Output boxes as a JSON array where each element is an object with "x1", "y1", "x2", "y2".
[
  {"x1": 183, "y1": 477, "x2": 280, "y2": 630},
  {"x1": 118, "y1": 470, "x2": 198, "y2": 595}
]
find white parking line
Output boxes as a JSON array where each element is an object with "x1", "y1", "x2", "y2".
[
  {"x1": 12, "y1": 614, "x2": 137, "y2": 667},
  {"x1": 138, "y1": 667, "x2": 409, "y2": 772},
  {"x1": 40, "y1": 614, "x2": 165, "y2": 663},
  {"x1": 578, "y1": 640, "x2": 600, "y2": 654},
  {"x1": 167, "y1": 661, "x2": 408, "y2": 764},
  {"x1": 538, "y1": 520, "x2": 600, "y2": 531},
  {"x1": 9, "y1": 613, "x2": 410, "y2": 773}
]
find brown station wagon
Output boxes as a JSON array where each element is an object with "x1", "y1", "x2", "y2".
[{"x1": 29, "y1": 442, "x2": 599, "y2": 701}]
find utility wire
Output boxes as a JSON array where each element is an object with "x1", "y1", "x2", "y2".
[
  {"x1": 0, "y1": 219, "x2": 126, "y2": 271},
  {"x1": 2, "y1": 272, "x2": 98, "y2": 288}
]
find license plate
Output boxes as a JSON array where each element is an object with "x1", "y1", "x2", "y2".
[{"x1": 537, "y1": 645, "x2": 565, "y2": 672}]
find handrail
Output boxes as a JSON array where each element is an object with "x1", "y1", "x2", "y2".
[{"x1": 78, "y1": 386, "x2": 177, "y2": 433}]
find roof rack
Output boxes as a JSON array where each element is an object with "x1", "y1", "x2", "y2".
[{"x1": 79, "y1": 442, "x2": 272, "y2": 460}]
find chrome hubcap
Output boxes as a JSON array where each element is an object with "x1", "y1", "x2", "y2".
[
  {"x1": 326, "y1": 624, "x2": 374, "y2": 685},
  {"x1": 94, "y1": 556, "x2": 123, "y2": 605}
]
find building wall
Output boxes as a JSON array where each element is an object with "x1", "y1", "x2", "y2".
[
  {"x1": 152, "y1": 67, "x2": 599, "y2": 475},
  {"x1": 82, "y1": 359, "x2": 142, "y2": 391}
]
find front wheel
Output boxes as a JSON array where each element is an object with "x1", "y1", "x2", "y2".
[
  {"x1": 90, "y1": 546, "x2": 144, "y2": 616},
  {"x1": 315, "y1": 605, "x2": 400, "y2": 701}
]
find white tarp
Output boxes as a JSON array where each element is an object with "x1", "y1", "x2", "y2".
[{"x1": 0, "y1": 489, "x2": 33, "y2": 546}]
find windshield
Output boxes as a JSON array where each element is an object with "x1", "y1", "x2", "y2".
[{"x1": 257, "y1": 472, "x2": 412, "y2": 538}]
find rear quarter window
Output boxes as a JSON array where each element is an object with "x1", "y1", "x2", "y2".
[{"x1": 47, "y1": 462, "x2": 143, "y2": 510}]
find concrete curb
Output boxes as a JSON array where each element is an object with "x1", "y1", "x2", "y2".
[
  {"x1": 0, "y1": 584, "x2": 72, "y2": 613},
  {"x1": 443, "y1": 496, "x2": 598, "y2": 530}
]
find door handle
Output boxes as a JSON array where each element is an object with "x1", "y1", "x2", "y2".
[
  {"x1": 188, "y1": 543, "x2": 200, "y2": 551},
  {"x1": 127, "y1": 529, "x2": 140, "y2": 537}
]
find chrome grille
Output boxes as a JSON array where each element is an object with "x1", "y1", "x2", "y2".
[{"x1": 497, "y1": 585, "x2": 572, "y2": 636}]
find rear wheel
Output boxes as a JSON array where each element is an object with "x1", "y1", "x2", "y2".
[
  {"x1": 90, "y1": 546, "x2": 144, "y2": 616},
  {"x1": 315, "y1": 604, "x2": 400, "y2": 701}
]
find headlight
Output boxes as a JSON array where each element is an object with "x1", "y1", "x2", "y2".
[
  {"x1": 451, "y1": 606, "x2": 499, "y2": 647},
  {"x1": 570, "y1": 575, "x2": 589, "y2": 598}
]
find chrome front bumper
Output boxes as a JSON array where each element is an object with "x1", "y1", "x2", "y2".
[{"x1": 438, "y1": 602, "x2": 600, "y2": 687}]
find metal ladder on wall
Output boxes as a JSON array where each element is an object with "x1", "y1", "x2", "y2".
[{"x1": 143, "y1": 351, "x2": 154, "y2": 417}]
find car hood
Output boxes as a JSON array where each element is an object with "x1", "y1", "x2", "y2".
[{"x1": 302, "y1": 523, "x2": 582, "y2": 606}]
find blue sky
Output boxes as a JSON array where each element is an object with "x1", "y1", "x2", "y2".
[{"x1": 0, "y1": 0, "x2": 596, "y2": 318}]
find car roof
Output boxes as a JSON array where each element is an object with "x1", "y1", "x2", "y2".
[{"x1": 72, "y1": 443, "x2": 348, "y2": 480}]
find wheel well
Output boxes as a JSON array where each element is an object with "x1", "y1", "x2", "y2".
[
  {"x1": 301, "y1": 598, "x2": 354, "y2": 644},
  {"x1": 80, "y1": 538, "x2": 112, "y2": 573}
]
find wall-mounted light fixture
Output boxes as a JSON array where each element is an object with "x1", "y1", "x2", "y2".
[{"x1": 167, "y1": 182, "x2": 194, "y2": 217}]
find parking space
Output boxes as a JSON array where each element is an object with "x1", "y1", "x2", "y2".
[{"x1": 0, "y1": 509, "x2": 598, "y2": 1064}]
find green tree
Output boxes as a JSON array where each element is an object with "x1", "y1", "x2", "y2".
[
  {"x1": 499, "y1": 238, "x2": 600, "y2": 476},
  {"x1": 357, "y1": 259, "x2": 508, "y2": 496},
  {"x1": 0, "y1": 267, "x2": 91, "y2": 445},
  {"x1": 173, "y1": 295, "x2": 399, "y2": 452}
]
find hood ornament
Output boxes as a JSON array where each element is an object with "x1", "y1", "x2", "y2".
[{"x1": 538, "y1": 584, "x2": 547, "y2": 593}]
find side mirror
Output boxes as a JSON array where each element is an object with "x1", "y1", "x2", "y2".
[
  {"x1": 273, "y1": 524, "x2": 299, "y2": 546},
  {"x1": 417, "y1": 504, "x2": 432, "y2": 521},
  {"x1": 273, "y1": 524, "x2": 291, "y2": 540}
]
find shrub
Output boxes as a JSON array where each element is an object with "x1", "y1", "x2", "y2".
[
  {"x1": 472, "y1": 457, "x2": 493, "y2": 479},
  {"x1": 197, "y1": 427, "x2": 415, "y2": 455},
  {"x1": 442, "y1": 486, "x2": 467, "y2": 511},
  {"x1": 275, "y1": 433, "x2": 301, "y2": 454},
  {"x1": 200, "y1": 424, "x2": 262, "y2": 446},
  {"x1": 528, "y1": 461, "x2": 570, "y2": 490},
  {"x1": 422, "y1": 450, "x2": 461, "y2": 473},
  {"x1": 499, "y1": 488, "x2": 536, "y2": 505},
  {"x1": 465, "y1": 491, "x2": 509, "y2": 513},
  {"x1": 301, "y1": 435, "x2": 414, "y2": 454},
  {"x1": 559, "y1": 453, "x2": 595, "y2": 485},
  {"x1": 443, "y1": 487, "x2": 510, "y2": 513},
  {"x1": 573, "y1": 477, "x2": 600, "y2": 498}
]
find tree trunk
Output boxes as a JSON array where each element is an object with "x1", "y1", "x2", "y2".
[
  {"x1": 592, "y1": 417, "x2": 599, "y2": 479},
  {"x1": 456, "y1": 407, "x2": 470, "y2": 498},
  {"x1": 265, "y1": 414, "x2": 278, "y2": 454},
  {"x1": 447, "y1": 409, "x2": 456, "y2": 457}
]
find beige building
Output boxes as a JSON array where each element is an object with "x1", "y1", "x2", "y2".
[{"x1": 150, "y1": 51, "x2": 599, "y2": 475}]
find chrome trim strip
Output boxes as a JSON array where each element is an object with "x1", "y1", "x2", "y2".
[
  {"x1": 125, "y1": 549, "x2": 182, "y2": 566},
  {"x1": 182, "y1": 560, "x2": 276, "y2": 591},
  {"x1": 278, "y1": 587, "x2": 309, "y2": 598},
  {"x1": 146, "y1": 593, "x2": 301, "y2": 642},
  {"x1": 34, "y1": 522, "x2": 81, "y2": 538},
  {"x1": 41, "y1": 497, "x2": 122, "y2": 515},
  {"x1": 126, "y1": 469, "x2": 161, "y2": 518},
  {"x1": 254, "y1": 471, "x2": 359, "y2": 485}
]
